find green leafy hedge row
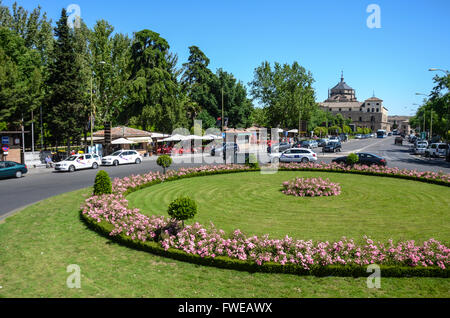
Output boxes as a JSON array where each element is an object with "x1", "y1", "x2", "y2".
[{"x1": 80, "y1": 212, "x2": 449, "y2": 278}]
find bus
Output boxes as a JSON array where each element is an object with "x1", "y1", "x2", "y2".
[{"x1": 377, "y1": 129, "x2": 387, "y2": 138}]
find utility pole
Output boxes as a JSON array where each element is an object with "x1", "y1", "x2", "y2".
[
  {"x1": 40, "y1": 105, "x2": 43, "y2": 150},
  {"x1": 31, "y1": 110, "x2": 35, "y2": 153},
  {"x1": 90, "y1": 76, "x2": 94, "y2": 149},
  {"x1": 221, "y1": 87, "x2": 224, "y2": 132},
  {"x1": 430, "y1": 110, "x2": 433, "y2": 141}
]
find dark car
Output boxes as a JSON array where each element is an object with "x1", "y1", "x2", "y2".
[
  {"x1": 211, "y1": 143, "x2": 239, "y2": 156},
  {"x1": 339, "y1": 134, "x2": 348, "y2": 142},
  {"x1": 394, "y1": 137, "x2": 403, "y2": 145},
  {"x1": 0, "y1": 161, "x2": 28, "y2": 179},
  {"x1": 332, "y1": 153, "x2": 387, "y2": 166},
  {"x1": 317, "y1": 139, "x2": 328, "y2": 147},
  {"x1": 267, "y1": 142, "x2": 291, "y2": 153},
  {"x1": 322, "y1": 141, "x2": 342, "y2": 153}
]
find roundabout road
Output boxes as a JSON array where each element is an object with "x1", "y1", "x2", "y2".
[{"x1": 1, "y1": 137, "x2": 449, "y2": 219}]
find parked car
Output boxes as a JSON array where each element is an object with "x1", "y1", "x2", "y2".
[
  {"x1": 355, "y1": 134, "x2": 363, "y2": 139},
  {"x1": 267, "y1": 142, "x2": 290, "y2": 154},
  {"x1": 101, "y1": 150, "x2": 142, "y2": 166},
  {"x1": 339, "y1": 134, "x2": 348, "y2": 142},
  {"x1": 425, "y1": 143, "x2": 448, "y2": 158},
  {"x1": 296, "y1": 140, "x2": 318, "y2": 149},
  {"x1": 0, "y1": 161, "x2": 28, "y2": 179},
  {"x1": 332, "y1": 153, "x2": 387, "y2": 166},
  {"x1": 414, "y1": 143, "x2": 428, "y2": 155},
  {"x1": 322, "y1": 141, "x2": 342, "y2": 153},
  {"x1": 329, "y1": 136, "x2": 340, "y2": 142},
  {"x1": 317, "y1": 138, "x2": 329, "y2": 147},
  {"x1": 211, "y1": 143, "x2": 240, "y2": 156},
  {"x1": 55, "y1": 154, "x2": 102, "y2": 172},
  {"x1": 278, "y1": 148, "x2": 317, "y2": 163},
  {"x1": 394, "y1": 137, "x2": 403, "y2": 145}
]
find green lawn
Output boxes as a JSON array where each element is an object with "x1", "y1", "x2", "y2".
[
  {"x1": 128, "y1": 171, "x2": 450, "y2": 243},
  {"x1": 0, "y1": 172, "x2": 449, "y2": 298}
]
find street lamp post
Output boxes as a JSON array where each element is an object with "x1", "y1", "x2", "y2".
[{"x1": 416, "y1": 93, "x2": 428, "y2": 139}]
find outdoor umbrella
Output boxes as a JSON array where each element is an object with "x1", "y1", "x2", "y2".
[
  {"x1": 160, "y1": 134, "x2": 188, "y2": 142},
  {"x1": 111, "y1": 138, "x2": 135, "y2": 144}
]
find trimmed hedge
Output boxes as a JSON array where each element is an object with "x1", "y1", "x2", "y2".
[
  {"x1": 80, "y1": 211, "x2": 449, "y2": 278},
  {"x1": 93, "y1": 170, "x2": 112, "y2": 196}
]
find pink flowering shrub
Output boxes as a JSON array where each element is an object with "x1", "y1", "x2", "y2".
[
  {"x1": 282, "y1": 177, "x2": 341, "y2": 197},
  {"x1": 81, "y1": 164, "x2": 450, "y2": 271}
]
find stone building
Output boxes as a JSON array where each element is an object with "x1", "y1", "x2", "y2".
[
  {"x1": 388, "y1": 116, "x2": 411, "y2": 135},
  {"x1": 319, "y1": 73, "x2": 390, "y2": 132}
]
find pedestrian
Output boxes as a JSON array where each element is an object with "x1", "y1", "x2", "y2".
[{"x1": 45, "y1": 155, "x2": 54, "y2": 168}]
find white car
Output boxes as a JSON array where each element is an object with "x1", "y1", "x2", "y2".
[
  {"x1": 277, "y1": 148, "x2": 318, "y2": 163},
  {"x1": 426, "y1": 143, "x2": 448, "y2": 158},
  {"x1": 102, "y1": 150, "x2": 143, "y2": 166},
  {"x1": 414, "y1": 143, "x2": 428, "y2": 155},
  {"x1": 55, "y1": 154, "x2": 102, "y2": 172}
]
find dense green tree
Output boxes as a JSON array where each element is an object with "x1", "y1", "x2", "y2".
[
  {"x1": 249, "y1": 61, "x2": 316, "y2": 129},
  {"x1": 126, "y1": 29, "x2": 186, "y2": 132},
  {"x1": 0, "y1": 27, "x2": 41, "y2": 128},
  {"x1": 181, "y1": 46, "x2": 218, "y2": 119},
  {"x1": 90, "y1": 20, "x2": 131, "y2": 125},
  {"x1": 45, "y1": 9, "x2": 86, "y2": 153},
  {"x1": 210, "y1": 69, "x2": 253, "y2": 128}
]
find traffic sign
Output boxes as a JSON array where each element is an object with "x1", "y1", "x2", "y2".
[
  {"x1": 1, "y1": 136, "x2": 8, "y2": 144},
  {"x1": 2, "y1": 145, "x2": 9, "y2": 152}
]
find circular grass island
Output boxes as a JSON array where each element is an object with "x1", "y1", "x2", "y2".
[{"x1": 127, "y1": 171, "x2": 450, "y2": 244}]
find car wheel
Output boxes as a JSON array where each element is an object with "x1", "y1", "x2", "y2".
[
  {"x1": 301, "y1": 157, "x2": 309, "y2": 163},
  {"x1": 15, "y1": 170, "x2": 22, "y2": 178},
  {"x1": 92, "y1": 162, "x2": 98, "y2": 169},
  {"x1": 69, "y1": 165, "x2": 75, "y2": 172},
  {"x1": 113, "y1": 160, "x2": 119, "y2": 166},
  {"x1": 135, "y1": 158, "x2": 141, "y2": 164}
]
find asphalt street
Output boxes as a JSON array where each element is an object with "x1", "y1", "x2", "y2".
[{"x1": 0, "y1": 136, "x2": 449, "y2": 219}]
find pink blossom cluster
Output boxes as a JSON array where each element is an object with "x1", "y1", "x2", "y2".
[
  {"x1": 279, "y1": 162, "x2": 450, "y2": 183},
  {"x1": 82, "y1": 164, "x2": 450, "y2": 270},
  {"x1": 282, "y1": 177, "x2": 341, "y2": 197}
]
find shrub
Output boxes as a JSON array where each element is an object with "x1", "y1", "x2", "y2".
[
  {"x1": 157, "y1": 155, "x2": 172, "y2": 174},
  {"x1": 245, "y1": 153, "x2": 259, "y2": 169},
  {"x1": 93, "y1": 170, "x2": 112, "y2": 196},
  {"x1": 167, "y1": 196, "x2": 198, "y2": 227},
  {"x1": 347, "y1": 153, "x2": 359, "y2": 165}
]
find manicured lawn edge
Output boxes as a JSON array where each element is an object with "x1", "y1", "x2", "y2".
[{"x1": 80, "y1": 166, "x2": 450, "y2": 278}]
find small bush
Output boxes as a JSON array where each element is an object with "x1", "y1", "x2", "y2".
[
  {"x1": 93, "y1": 170, "x2": 112, "y2": 195},
  {"x1": 157, "y1": 155, "x2": 172, "y2": 174},
  {"x1": 347, "y1": 153, "x2": 359, "y2": 165},
  {"x1": 167, "y1": 196, "x2": 198, "y2": 227},
  {"x1": 245, "y1": 153, "x2": 259, "y2": 169}
]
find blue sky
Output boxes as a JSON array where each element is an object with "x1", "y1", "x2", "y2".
[{"x1": 4, "y1": 0, "x2": 449, "y2": 116}]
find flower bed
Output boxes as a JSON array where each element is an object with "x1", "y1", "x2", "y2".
[
  {"x1": 282, "y1": 177, "x2": 341, "y2": 197},
  {"x1": 81, "y1": 163, "x2": 450, "y2": 277}
]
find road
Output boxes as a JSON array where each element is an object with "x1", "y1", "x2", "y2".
[{"x1": 1, "y1": 136, "x2": 449, "y2": 219}]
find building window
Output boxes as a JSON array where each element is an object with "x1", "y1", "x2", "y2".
[
  {"x1": 367, "y1": 109, "x2": 370, "y2": 112},
  {"x1": 367, "y1": 103, "x2": 370, "y2": 106},
  {"x1": 376, "y1": 108, "x2": 379, "y2": 112},
  {"x1": 360, "y1": 108, "x2": 362, "y2": 111},
  {"x1": 359, "y1": 117, "x2": 362, "y2": 122},
  {"x1": 372, "y1": 108, "x2": 374, "y2": 112},
  {"x1": 349, "y1": 108, "x2": 351, "y2": 111},
  {"x1": 376, "y1": 103, "x2": 380, "y2": 105},
  {"x1": 339, "y1": 108, "x2": 342, "y2": 112}
]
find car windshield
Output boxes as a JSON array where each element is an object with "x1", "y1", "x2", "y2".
[
  {"x1": 111, "y1": 151, "x2": 123, "y2": 156},
  {"x1": 65, "y1": 156, "x2": 78, "y2": 161}
]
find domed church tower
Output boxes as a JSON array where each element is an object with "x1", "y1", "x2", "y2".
[{"x1": 325, "y1": 71, "x2": 357, "y2": 102}]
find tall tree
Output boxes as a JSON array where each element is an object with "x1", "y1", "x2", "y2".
[
  {"x1": 0, "y1": 27, "x2": 41, "y2": 129},
  {"x1": 126, "y1": 29, "x2": 185, "y2": 132},
  {"x1": 181, "y1": 46, "x2": 218, "y2": 120},
  {"x1": 249, "y1": 61, "x2": 316, "y2": 129},
  {"x1": 45, "y1": 9, "x2": 86, "y2": 153},
  {"x1": 90, "y1": 20, "x2": 131, "y2": 125}
]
